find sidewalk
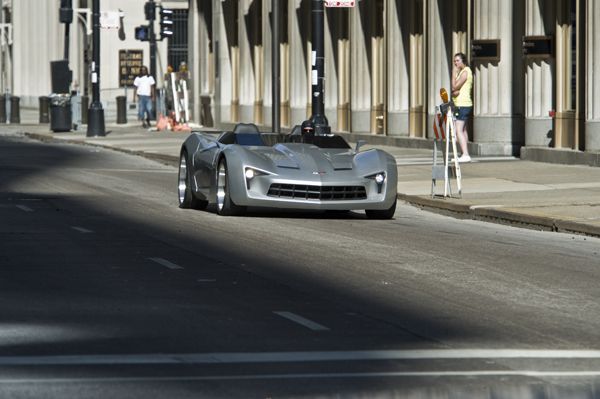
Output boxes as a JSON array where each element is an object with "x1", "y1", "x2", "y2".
[{"x1": 5, "y1": 109, "x2": 600, "y2": 238}]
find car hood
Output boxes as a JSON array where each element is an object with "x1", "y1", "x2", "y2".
[{"x1": 251, "y1": 143, "x2": 355, "y2": 172}]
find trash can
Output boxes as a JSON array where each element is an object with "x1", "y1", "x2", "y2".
[
  {"x1": 81, "y1": 95, "x2": 89, "y2": 124},
  {"x1": 39, "y1": 96, "x2": 50, "y2": 123},
  {"x1": 9, "y1": 96, "x2": 20, "y2": 124},
  {"x1": 50, "y1": 94, "x2": 72, "y2": 132},
  {"x1": 0, "y1": 95, "x2": 5, "y2": 123},
  {"x1": 116, "y1": 95, "x2": 127, "y2": 124}
]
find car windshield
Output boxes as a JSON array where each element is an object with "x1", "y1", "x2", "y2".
[{"x1": 236, "y1": 133, "x2": 265, "y2": 146}]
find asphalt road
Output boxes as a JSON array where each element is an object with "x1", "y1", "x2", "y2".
[{"x1": 1, "y1": 133, "x2": 600, "y2": 398}]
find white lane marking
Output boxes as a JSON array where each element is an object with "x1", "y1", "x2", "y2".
[
  {"x1": 273, "y1": 311, "x2": 330, "y2": 331},
  {"x1": 148, "y1": 257, "x2": 184, "y2": 270},
  {"x1": 197, "y1": 279, "x2": 217, "y2": 282},
  {"x1": 16, "y1": 205, "x2": 33, "y2": 212},
  {"x1": 1, "y1": 370, "x2": 600, "y2": 384},
  {"x1": 5, "y1": 349, "x2": 600, "y2": 366},
  {"x1": 71, "y1": 226, "x2": 93, "y2": 234}
]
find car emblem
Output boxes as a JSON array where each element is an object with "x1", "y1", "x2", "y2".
[{"x1": 312, "y1": 171, "x2": 327, "y2": 175}]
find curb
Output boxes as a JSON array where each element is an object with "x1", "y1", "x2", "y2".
[
  {"x1": 23, "y1": 132, "x2": 180, "y2": 167},
  {"x1": 398, "y1": 193, "x2": 600, "y2": 238}
]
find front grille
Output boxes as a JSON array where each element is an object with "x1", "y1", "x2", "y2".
[{"x1": 268, "y1": 184, "x2": 367, "y2": 201}]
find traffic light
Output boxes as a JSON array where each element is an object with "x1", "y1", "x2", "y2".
[
  {"x1": 159, "y1": 7, "x2": 174, "y2": 39},
  {"x1": 135, "y1": 25, "x2": 150, "y2": 41},
  {"x1": 59, "y1": 0, "x2": 73, "y2": 23},
  {"x1": 144, "y1": 1, "x2": 156, "y2": 21}
]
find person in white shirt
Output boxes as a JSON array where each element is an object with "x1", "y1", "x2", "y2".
[{"x1": 133, "y1": 66, "x2": 156, "y2": 128}]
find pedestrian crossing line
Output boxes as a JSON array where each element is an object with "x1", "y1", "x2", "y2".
[
  {"x1": 15, "y1": 205, "x2": 33, "y2": 212},
  {"x1": 148, "y1": 257, "x2": 184, "y2": 270},
  {"x1": 71, "y1": 226, "x2": 94, "y2": 234},
  {"x1": 273, "y1": 311, "x2": 330, "y2": 331}
]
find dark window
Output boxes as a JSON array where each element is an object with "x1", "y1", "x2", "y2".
[{"x1": 168, "y1": 9, "x2": 189, "y2": 71}]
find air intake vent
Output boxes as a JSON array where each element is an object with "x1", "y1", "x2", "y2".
[{"x1": 268, "y1": 184, "x2": 367, "y2": 200}]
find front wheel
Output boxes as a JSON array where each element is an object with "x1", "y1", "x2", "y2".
[
  {"x1": 216, "y1": 158, "x2": 246, "y2": 216},
  {"x1": 178, "y1": 150, "x2": 208, "y2": 210},
  {"x1": 365, "y1": 199, "x2": 396, "y2": 220}
]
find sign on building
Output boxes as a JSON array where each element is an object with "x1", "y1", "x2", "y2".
[
  {"x1": 119, "y1": 50, "x2": 143, "y2": 87},
  {"x1": 324, "y1": 0, "x2": 355, "y2": 7}
]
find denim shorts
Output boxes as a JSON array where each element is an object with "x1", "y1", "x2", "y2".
[{"x1": 454, "y1": 106, "x2": 473, "y2": 121}]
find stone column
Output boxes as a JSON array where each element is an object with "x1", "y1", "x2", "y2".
[
  {"x1": 524, "y1": 0, "x2": 554, "y2": 147},
  {"x1": 409, "y1": 0, "x2": 426, "y2": 138},
  {"x1": 238, "y1": 0, "x2": 256, "y2": 122},
  {"x1": 216, "y1": 0, "x2": 236, "y2": 122},
  {"x1": 472, "y1": 0, "x2": 524, "y2": 155},
  {"x1": 387, "y1": 0, "x2": 410, "y2": 137},
  {"x1": 427, "y1": 0, "x2": 453, "y2": 139},
  {"x1": 554, "y1": 0, "x2": 575, "y2": 149},
  {"x1": 350, "y1": 3, "x2": 370, "y2": 133},
  {"x1": 289, "y1": 0, "x2": 310, "y2": 125},
  {"x1": 585, "y1": 0, "x2": 600, "y2": 151}
]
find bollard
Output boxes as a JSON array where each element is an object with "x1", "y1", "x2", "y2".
[
  {"x1": 39, "y1": 96, "x2": 50, "y2": 123},
  {"x1": 0, "y1": 96, "x2": 5, "y2": 123},
  {"x1": 81, "y1": 95, "x2": 89, "y2": 124},
  {"x1": 116, "y1": 95, "x2": 127, "y2": 124},
  {"x1": 10, "y1": 96, "x2": 20, "y2": 124}
]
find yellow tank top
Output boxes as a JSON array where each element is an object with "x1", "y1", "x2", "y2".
[{"x1": 453, "y1": 67, "x2": 473, "y2": 107}]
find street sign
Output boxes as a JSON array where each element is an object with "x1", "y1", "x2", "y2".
[
  {"x1": 324, "y1": 0, "x2": 355, "y2": 7},
  {"x1": 119, "y1": 49, "x2": 143, "y2": 87}
]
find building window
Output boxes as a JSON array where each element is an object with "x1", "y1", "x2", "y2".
[{"x1": 168, "y1": 9, "x2": 188, "y2": 72}]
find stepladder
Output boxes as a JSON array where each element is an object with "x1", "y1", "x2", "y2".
[{"x1": 431, "y1": 91, "x2": 462, "y2": 198}]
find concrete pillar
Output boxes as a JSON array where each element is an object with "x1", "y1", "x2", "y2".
[
  {"x1": 409, "y1": 0, "x2": 426, "y2": 138},
  {"x1": 216, "y1": 0, "x2": 235, "y2": 122},
  {"x1": 523, "y1": 0, "x2": 554, "y2": 147},
  {"x1": 586, "y1": 0, "x2": 600, "y2": 151},
  {"x1": 386, "y1": 0, "x2": 409, "y2": 137},
  {"x1": 323, "y1": 6, "x2": 338, "y2": 129},
  {"x1": 289, "y1": 0, "x2": 310, "y2": 125},
  {"x1": 472, "y1": 0, "x2": 524, "y2": 155},
  {"x1": 427, "y1": 0, "x2": 453, "y2": 139},
  {"x1": 238, "y1": 0, "x2": 255, "y2": 123},
  {"x1": 189, "y1": 0, "x2": 201, "y2": 123},
  {"x1": 554, "y1": 0, "x2": 575, "y2": 149},
  {"x1": 350, "y1": 3, "x2": 370, "y2": 133}
]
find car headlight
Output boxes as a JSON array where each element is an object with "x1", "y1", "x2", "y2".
[
  {"x1": 244, "y1": 167, "x2": 269, "y2": 189},
  {"x1": 245, "y1": 169, "x2": 256, "y2": 179},
  {"x1": 366, "y1": 172, "x2": 386, "y2": 193}
]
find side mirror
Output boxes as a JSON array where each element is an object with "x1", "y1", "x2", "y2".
[{"x1": 355, "y1": 140, "x2": 366, "y2": 152}]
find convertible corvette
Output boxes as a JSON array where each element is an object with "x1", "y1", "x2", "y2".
[{"x1": 177, "y1": 123, "x2": 398, "y2": 218}]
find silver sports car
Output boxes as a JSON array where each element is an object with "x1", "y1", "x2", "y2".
[{"x1": 177, "y1": 123, "x2": 398, "y2": 218}]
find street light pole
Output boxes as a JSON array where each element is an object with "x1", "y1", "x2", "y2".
[
  {"x1": 87, "y1": 0, "x2": 105, "y2": 136},
  {"x1": 148, "y1": 0, "x2": 157, "y2": 80},
  {"x1": 272, "y1": 0, "x2": 280, "y2": 134},
  {"x1": 311, "y1": 0, "x2": 329, "y2": 135}
]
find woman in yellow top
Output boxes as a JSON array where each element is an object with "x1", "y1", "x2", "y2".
[{"x1": 451, "y1": 52, "x2": 473, "y2": 163}]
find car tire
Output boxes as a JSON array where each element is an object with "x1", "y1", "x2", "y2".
[
  {"x1": 365, "y1": 199, "x2": 396, "y2": 220},
  {"x1": 216, "y1": 157, "x2": 246, "y2": 216},
  {"x1": 178, "y1": 150, "x2": 208, "y2": 210}
]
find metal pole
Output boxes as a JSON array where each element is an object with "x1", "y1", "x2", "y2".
[
  {"x1": 87, "y1": 0, "x2": 105, "y2": 136},
  {"x1": 311, "y1": 0, "x2": 329, "y2": 135},
  {"x1": 149, "y1": 0, "x2": 156, "y2": 79},
  {"x1": 149, "y1": 0, "x2": 157, "y2": 120},
  {"x1": 64, "y1": 22, "x2": 70, "y2": 61},
  {"x1": 272, "y1": 0, "x2": 280, "y2": 134}
]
